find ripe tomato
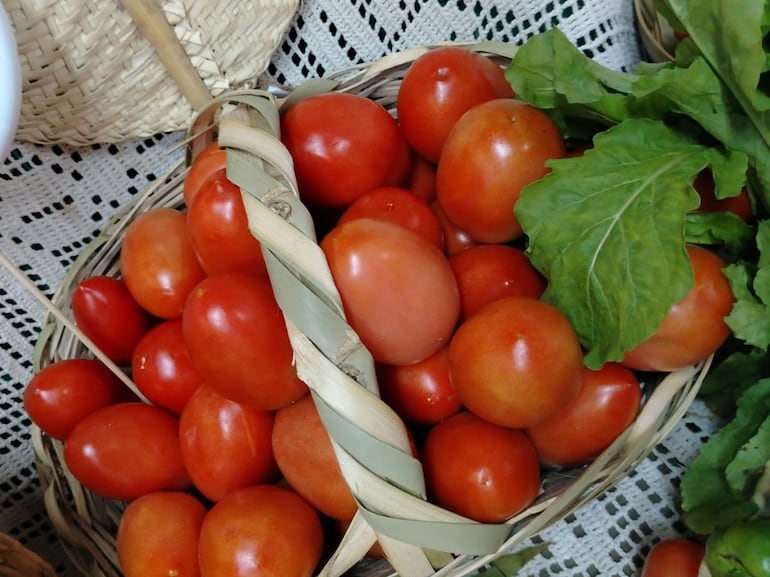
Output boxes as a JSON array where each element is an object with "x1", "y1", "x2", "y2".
[
  {"x1": 377, "y1": 346, "x2": 462, "y2": 425},
  {"x1": 422, "y1": 411, "x2": 540, "y2": 523},
  {"x1": 693, "y1": 169, "x2": 752, "y2": 221},
  {"x1": 622, "y1": 244, "x2": 734, "y2": 372},
  {"x1": 641, "y1": 538, "x2": 705, "y2": 577},
  {"x1": 184, "y1": 139, "x2": 227, "y2": 207},
  {"x1": 280, "y1": 92, "x2": 410, "y2": 208},
  {"x1": 23, "y1": 358, "x2": 129, "y2": 440},
  {"x1": 71, "y1": 275, "x2": 153, "y2": 365},
  {"x1": 430, "y1": 200, "x2": 475, "y2": 257},
  {"x1": 337, "y1": 186, "x2": 444, "y2": 250},
  {"x1": 448, "y1": 244, "x2": 547, "y2": 320},
  {"x1": 182, "y1": 272, "x2": 307, "y2": 410},
  {"x1": 64, "y1": 402, "x2": 191, "y2": 500},
  {"x1": 271, "y1": 393, "x2": 357, "y2": 521},
  {"x1": 198, "y1": 484, "x2": 324, "y2": 577},
  {"x1": 526, "y1": 362, "x2": 642, "y2": 467},
  {"x1": 120, "y1": 207, "x2": 207, "y2": 319},
  {"x1": 405, "y1": 154, "x2": 437, "y2": 203},
  {"x1": 179, "y1": 385, "x2": 277, "y2": 502},
  {"x1": 321, "y1": 218, "x2": 460, "y2": 366},
  {"x1": 397, "y1": 46, "x2": 513, "y2": 163},
  {"x1": 186, "y1": 175, "x2": 268, "y2": 277},
  {"x1": 436, "y1": 98, "x2": 566, "y2": 243},
  {"x1": 448, "y1": 296, "x2": 583, "y2": 429},
  {"x1": 117, "y1": 491, "x2": 206, "y2": 577}
]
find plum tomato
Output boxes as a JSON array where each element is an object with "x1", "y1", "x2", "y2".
[
  {"x1": 63, "y1": 402, "x2": 191, "y2": 500},
  {"x1": 117, "y1": 491, "x2": 207, "y2": 577},
  {"x1": 179, "y1": 384, "x2": 277, "y2": 502},
  {"x1": 198, "y1": 484, "x2": 324, "y2": 577},
  {"x1": 186, "y1": 175, "x2": 268, "y2": 277},
  {"x1": 436, "y1": 98, "x2": 566, "y2": 243},
  {"x1": 184, "y1": 139, "x2": 227, "y2": 207},
  {"x1": 271, "y1": 393, "x2": 358, "y2": 521},
  {"x1": 641, "y1": 538, "x2": 705, "y2": 577},
  {"x1": 336, "y1": 186, "x2": 444, "y2": 250},
  {"x1": 422, "y1": 411, "x2": 540, "y2": 523},
  {"x1": 448, "y1": 244, "x2": 546, "y2": 320},
  {"x1": 131, "y1": 318, "x2": 203, "y2": 415},
  {"x1": 405, "y1": 154, "x2": 437, "y2": 203},
  {"x1": 376, "y1": 346, "x2": 462, "y2": 425},
  {"x1": 448, "y1": 296, "x2": 583, "y2": 429},
  {"x1": 622, "y1": 244, "x2": 734, "y2": 372},
  {"x1": 430, "y1": 200, "x2": 475, "y2": 257},
  {"x1": 321, "y1": 218, "x2": 460, "y2": 366},
  {"x1": 120, "y1": 207, "x2": 206, "y2": 319},
  {"x1": 182, "y1": 272, "x2": 307, "y2": 410},
  {"x1": 396, "y1": 46, "x2": 513, "y2": 163},
  {"x1": 693, "y1": 169, "x2": 752, "y2": 221},
  {"x1": 280, "y1": 92, "x2": 410, "y2": 208},
  {"x1": 23, "y1": 358, "x2": 130, "y2": 440},
  {"x1": 526, "y1": 362, "x2": 642, "y2": 467},
  {"x1": 71, "y1": 275, "x2": 153, "y2": 365}
]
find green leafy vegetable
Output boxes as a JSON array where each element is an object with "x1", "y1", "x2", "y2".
[
  {"x1": 473, "y1": 543, "x2": 549, "y2": 577},
  {"x1": 698, "y1": 350, "x2": 770, "y2": 418}
]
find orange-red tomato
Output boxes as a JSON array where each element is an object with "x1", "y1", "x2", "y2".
[
  {"x1": 448, "y1": 296, "x2": 583, "y2": 429},
  {"x1": 527, "y1": 362, "x2": 642, "y2": 467},
  {"x1": 198, "y1": 484, "x2": 324, "y2": 577},
  {"x1": 422, "y1": 411, "x2": 540, "y2": 523},
  {"x1": 430, "y1": 200, "x2": 475, "y2": 257},
  {"x1": 321, "y1": 218, "x2": 460, "y2": 366},
  {"x1": 117, "y1": 491, "x2": 207, "y2": 577},
  {"x1": 184, "y1": 139, "x2": 227, "y2": 207},
  {"x1": 271, "y1": 393, "x2": 357, "y2": 522},
  {"x1": 641, "y1": 538, "x2": 705, "y2": 577},
  {"x1": 405, "y1": 154, "x2": 437, "y2": 203}
]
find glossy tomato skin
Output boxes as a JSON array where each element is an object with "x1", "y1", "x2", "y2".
[
  {"x1": 422, "y1": 411, "x2": 540, "y2": 523},
  {"x1": 182, "y1": 272, "x2": 307, "y2": 410},
  {"x1": 23, "y1": 358, "x2": 130, "y2": 440},
  {"x1": 179, "y1": 385, "x2": 277, "y2": 502},
  {"x1": 321, "y1": 218, "x2": 460, "y2": 366},
  {"x1": 198, "y1": 484, "x2": 324, "y2": 577},
  {"x1": 281, "y1": 92, "x2": 410, "y2": 208},
  {"x1": 117, "y1": 491, "x2": 207, "y2": 577},
  {"x1": 184, "y1": 140, "x2": 227, "y2": 207},
  {"x1": 405, "y1": 154, "x2": 437, "y2": 203},
  {"x1": 71, "y1": 275, "x2": 153, "y2": 365},
  {"x1": 63, "y1": 402, "x2": 191, "y2": 500},
  {"x1": 397, "y1": 46, "x2": 512, "y2": 163},
  {"x1": 120, "y1": 207, "x2": 207, "y2": 319},
  {"x1": 436, "y1": 98, "x2": 566, "y2": 243},
  {"x1": 186, "y1": 175, "x2": 268, "y2": 277},
  {"x1": 448, "y1": 296, "x2": 583, "y2": 429},
  {"x1": 622, "y1": 245, "x2": 734, "y2": 372},
  {"x1": 430, "y1": 200, "x2": 475, "y2": 257},
  {"x1": 272, "y1": 393, "x2": 358, "y2": 521},
  {"x1": 527, "y1": 362, "x2": 642, "y2": 467},
  {"x1": 641, "y1": 538, "x2": 705, "y2": 577},
  {"x1": 449, "y1": 244, "x2": 547, "y2": 320}
]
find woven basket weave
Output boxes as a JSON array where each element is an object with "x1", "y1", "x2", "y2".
[
  {"x1": 5, "y1": 0, "x2": 298, "y2": 145},
  {"x1": 634, "y1": 0, "x2": 676, "y2": 62},
  {"x1": 0, "y1": 531, "x2": 57, "y2": 577}
]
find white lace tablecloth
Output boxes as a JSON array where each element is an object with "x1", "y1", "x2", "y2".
[{"x1": 0, "y1": 1, "x2": 722, "y2": 575}]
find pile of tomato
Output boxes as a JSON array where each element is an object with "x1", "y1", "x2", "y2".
[{"x1": 22, "y1": 46, "x2": 740, "y2": 577}]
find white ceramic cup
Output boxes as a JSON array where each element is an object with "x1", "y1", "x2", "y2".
[{"x1": 0, "y1": 5, "x2": 21, "y2": 161}]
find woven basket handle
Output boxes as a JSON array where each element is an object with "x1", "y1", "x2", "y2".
[{"x1": 120, "y1": 0, "x2": 213, "y2": 109}]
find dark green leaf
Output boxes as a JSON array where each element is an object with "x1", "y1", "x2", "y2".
[
  {"x1": 699, "y1": 350, "x2": 770, "y2": 418},
  {"x1": 685, "y1": 211, "x2": 754, "y2": 251}
]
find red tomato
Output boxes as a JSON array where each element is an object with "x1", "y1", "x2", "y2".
[
  {"x1": 436, "y1": 98, "x2": 566, "y2": 243},
  {"x1": 337, "y1": 186, "x2": 444, "y2": 250},
  {"x1": 448, "y1": 296, "x2": 583, "y2": 429},
  {"x1": 184, "y1": 139, "x2": 227, "y2": 207},
  {"x1": 622, "y1": 245, "x2": 734, "y2": 372},
  {"x1": 120, "y1": 207, "x2": 207, "y2": 319},
  {"x1": 430, "y1": 200, "x2": 475, "y2": 256},
  {"x1": 117, "y1": 491, "x2": 206, "y2": 577},
  {"x1": 449, "y1": 244, "x2": 547, "y2": 320},
  {"x1": 63, "y1": 402, "x2": 191, "y2": 500},
  {"x1": 422, "y1": 411, "x2": 540, "y2": 523},
  {"x1": 405, "y1": 154, "x2": 437, "y2": 203},
  {"x1": 641, "y1": 538, "x2": 705, "y2": 577},
  {"x1": 271, "y1": 393, "x2": 357, "y2": 521},
  {"x1": 527, "y1": 362, "x2": 642, "y2": 467},
  {"x1": 376, "y1": 346, "x2": 462, "y2": 425},
  {"x1": 182, "y1": 272, "x2": 307, "y2": 410},
  {"x1": 693, "y1": 169, "x2": 752, "y2": 221},
  {"x1": 321, "y1": 218, "x2": 460, "y2": 366},
  {"x1": 23, "y1": 358, "x2": 129, "y2": 440},
  {"x1": 198, "y1": 484, "x2": 324, "y2": 577},
  {"x1": 71, "y1": 275, "x2": 153, "y2": 365},
  {"x1": 281, "y1": 92, "x2": 410, "y2": 208},
  {"x1": 397, "y1": 46, "x2": 512, "y2": 163},
  {"x1": 186, "y1": 175, "x2": 268, "y2": 277},
  {"x1": 131, "y1": 318, "x2": 203, "y2": 415},
  {"x1": 179, "y1": 385, "x2": 277, "y2": 502}
]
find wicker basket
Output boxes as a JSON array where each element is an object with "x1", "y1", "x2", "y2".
[
  {"x1": 0, "y1": 531, "x2": 57, "y2": 577},
  {"x1": 5, "y1": 0, "x2": 299, "y2": 145},
  {"x1": 634, "y1": 0, "x2": 677, "y2": 62},
  {"x1": 28, "y1": 38, "x2": 713, "y2": 577}
]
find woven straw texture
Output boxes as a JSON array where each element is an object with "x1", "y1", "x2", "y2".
[{"x1": 634, "y1": 0, "x2": 677, "y2": 62}]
